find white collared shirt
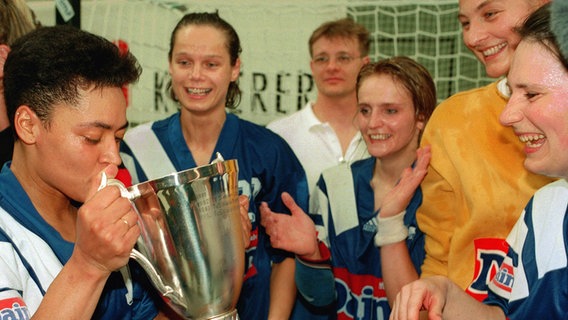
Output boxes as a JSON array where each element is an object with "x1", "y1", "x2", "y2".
[{"x1": 267, "y1": 101, "x2": 369, "y2": 194}]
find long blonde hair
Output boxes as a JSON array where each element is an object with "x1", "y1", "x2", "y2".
[{"x1": 0, "y1": 0, "x2": 37, "y2": 45}]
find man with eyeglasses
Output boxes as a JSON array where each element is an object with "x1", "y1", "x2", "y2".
[{"x1": 267, "y1": 18, "x2": 371, "y2": 195}]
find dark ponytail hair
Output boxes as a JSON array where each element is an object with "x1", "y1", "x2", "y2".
[{"x1": 167, "y1": 11, "x2": 242, "y2": 109}]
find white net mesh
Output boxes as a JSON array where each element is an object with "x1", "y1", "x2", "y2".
[
  {"x1": 34, "y1": 0, "x2": 494, "y2": 126},
  {"x1": 349, "y1": 1, "x2": 493, "y2": 105}
]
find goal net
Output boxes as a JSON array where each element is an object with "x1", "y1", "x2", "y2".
[
  {"x1": 350, "y1": 1, "x2": 493, "y2": 106},
  {"x1": 35, "y1": 0, "x2": 493, "y2": 126}
]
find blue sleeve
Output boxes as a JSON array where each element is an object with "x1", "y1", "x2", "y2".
[
  {"x1": 295, "y1": 258, "x2": 336, "y2": 307},
  {"x1": 260, "y1": 139, "x2": 309, "y2": 213},
  {"x1": 483, "y1": 290, "x2": 509, "y2": 315},
  {"x1": 294, "y1": 176, "x2": 336, "y2": 308},
  {"x1": 91, "y1": 263, "x2": 159, "y2": 319},
  {"x1": 273, "y1": 146, "x2": 309, "y2": 262},
  {"x1": 222, "y1": 121, "x2": 310, "y2": 275},
  {"x1": 131, "y1": 262, "x2": 160, "y2": 320}
]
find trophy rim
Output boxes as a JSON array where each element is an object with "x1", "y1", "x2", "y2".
[{"x1": 128, "y1": 159, "x2": 239, "y2": 195}]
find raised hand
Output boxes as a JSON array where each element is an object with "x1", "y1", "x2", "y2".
[
  {"x1": 259, "y1": 192, "x2": 320, "y2": 259},
  {"x1": 390, "y1": 275, "x2": 504, "y2": 320},
  {"x1": 380, "y1": 146, "x2": 431, "y2": 218}
]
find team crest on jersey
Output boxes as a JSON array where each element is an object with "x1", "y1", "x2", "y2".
[
  {"x1": 466, "y1": 238, "x2": 509, "y2": 301},
  {"x1": 0, "y1": 297, "x2": 30, "y2": 320}
]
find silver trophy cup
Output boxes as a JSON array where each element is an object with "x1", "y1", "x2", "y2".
[{"x1": 108, "y1": 158, "x2": 244, "y2": 319}]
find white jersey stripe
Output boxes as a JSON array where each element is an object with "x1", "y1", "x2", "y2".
[
  {"x1": 123, "y1": 122, "x2": 176, "y2": 180},
  {"x1": 321, "y1": 162, "x2": 359, "y2": 236},
  {"x1": 0, "y1": 207, "x2": 63, "y2": 314}
]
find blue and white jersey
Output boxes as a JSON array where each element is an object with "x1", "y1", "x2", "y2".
[
  {"x1": 0, "y1": 164, "x2": 159, "y2": 320},
  {"x1": 485, "y1": 179, "x2": 568, "y2": 320},
  {"x1": 297, "y1": 157, "x2": 425, "y2": 320},
  {"x1": 120, "y1": 112, "x2": 309, "y2": 320}
]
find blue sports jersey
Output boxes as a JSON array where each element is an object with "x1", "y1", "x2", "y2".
[
  {"x1": 0, "y1": 164, "x2": 159, "y2": 319},
  {"x1": 484, "y1": 179, "x2": 568, "y2": 320},
  {"x1": 295, "y1": 157, "x2": 425, "y2": 320},
  {"x1": 120, "y1": 112, "x2": 309, "y2": 320}
]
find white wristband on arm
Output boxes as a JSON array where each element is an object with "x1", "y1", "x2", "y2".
[{"x1": 374, "y1": 210, "x2": 408, "y2": 247}]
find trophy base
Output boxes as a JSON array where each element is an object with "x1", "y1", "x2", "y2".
[{"x1": 206, "y1": 309, "x2": 239, "y2": 320}]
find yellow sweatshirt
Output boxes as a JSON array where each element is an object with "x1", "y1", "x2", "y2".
[{"x1": 417, "y1": 80, "x2": 555, "y2": 300}]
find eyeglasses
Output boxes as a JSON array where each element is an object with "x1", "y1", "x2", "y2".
[{"x1": 312, "y1": 54, "x2": 361, "y2": 67}]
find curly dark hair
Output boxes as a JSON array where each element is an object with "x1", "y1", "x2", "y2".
[{"x1": 4, "y1": 25, "x2": 142, "y2": 131}]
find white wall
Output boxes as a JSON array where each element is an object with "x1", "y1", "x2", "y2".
[
  {"x1": 27, "y1": 0, "x2": 350, "y2": 126},
  {"x1": 27, "y1": 1, "x2": 470, "y2": 126}
]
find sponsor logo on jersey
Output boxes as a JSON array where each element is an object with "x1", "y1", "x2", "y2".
[
  {"x1": 243, "y1": 228, "x2": 259, "y2": 281},
  {"x1": 466, "y1": 238, "x2": 509, "y2": 301},
  {"x1": 362, "y1": 219, "x2": 376, "y2": 234},
  {"x1": 239, "y1": 178, "x2": 261, "y2": 282},
  {"x1": 490, "y1": 257, "x2": 514, "y2": 295},
  {"x1": 333, "y1": 267, "x2": 389, "y2": 319},
  {"x1": 0, "y1": 297, "x2": 30, "y2": 320},
  {"x1": 408, "y1": 226, "x2": 417, "y2": 241}
]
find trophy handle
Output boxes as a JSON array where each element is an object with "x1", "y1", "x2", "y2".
[
  {"x1": 129, "y1": 249, "x2": 176, "y2": 297},
  {"x1": 101, "y1": 178, "x2": 187, "y2": 309},
  {"x1": 130, "y1": 249, "x2": 188, "y2": 310},
  {"x1": 103, "y1": 178, "x2": 136, "y2": 200}
]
